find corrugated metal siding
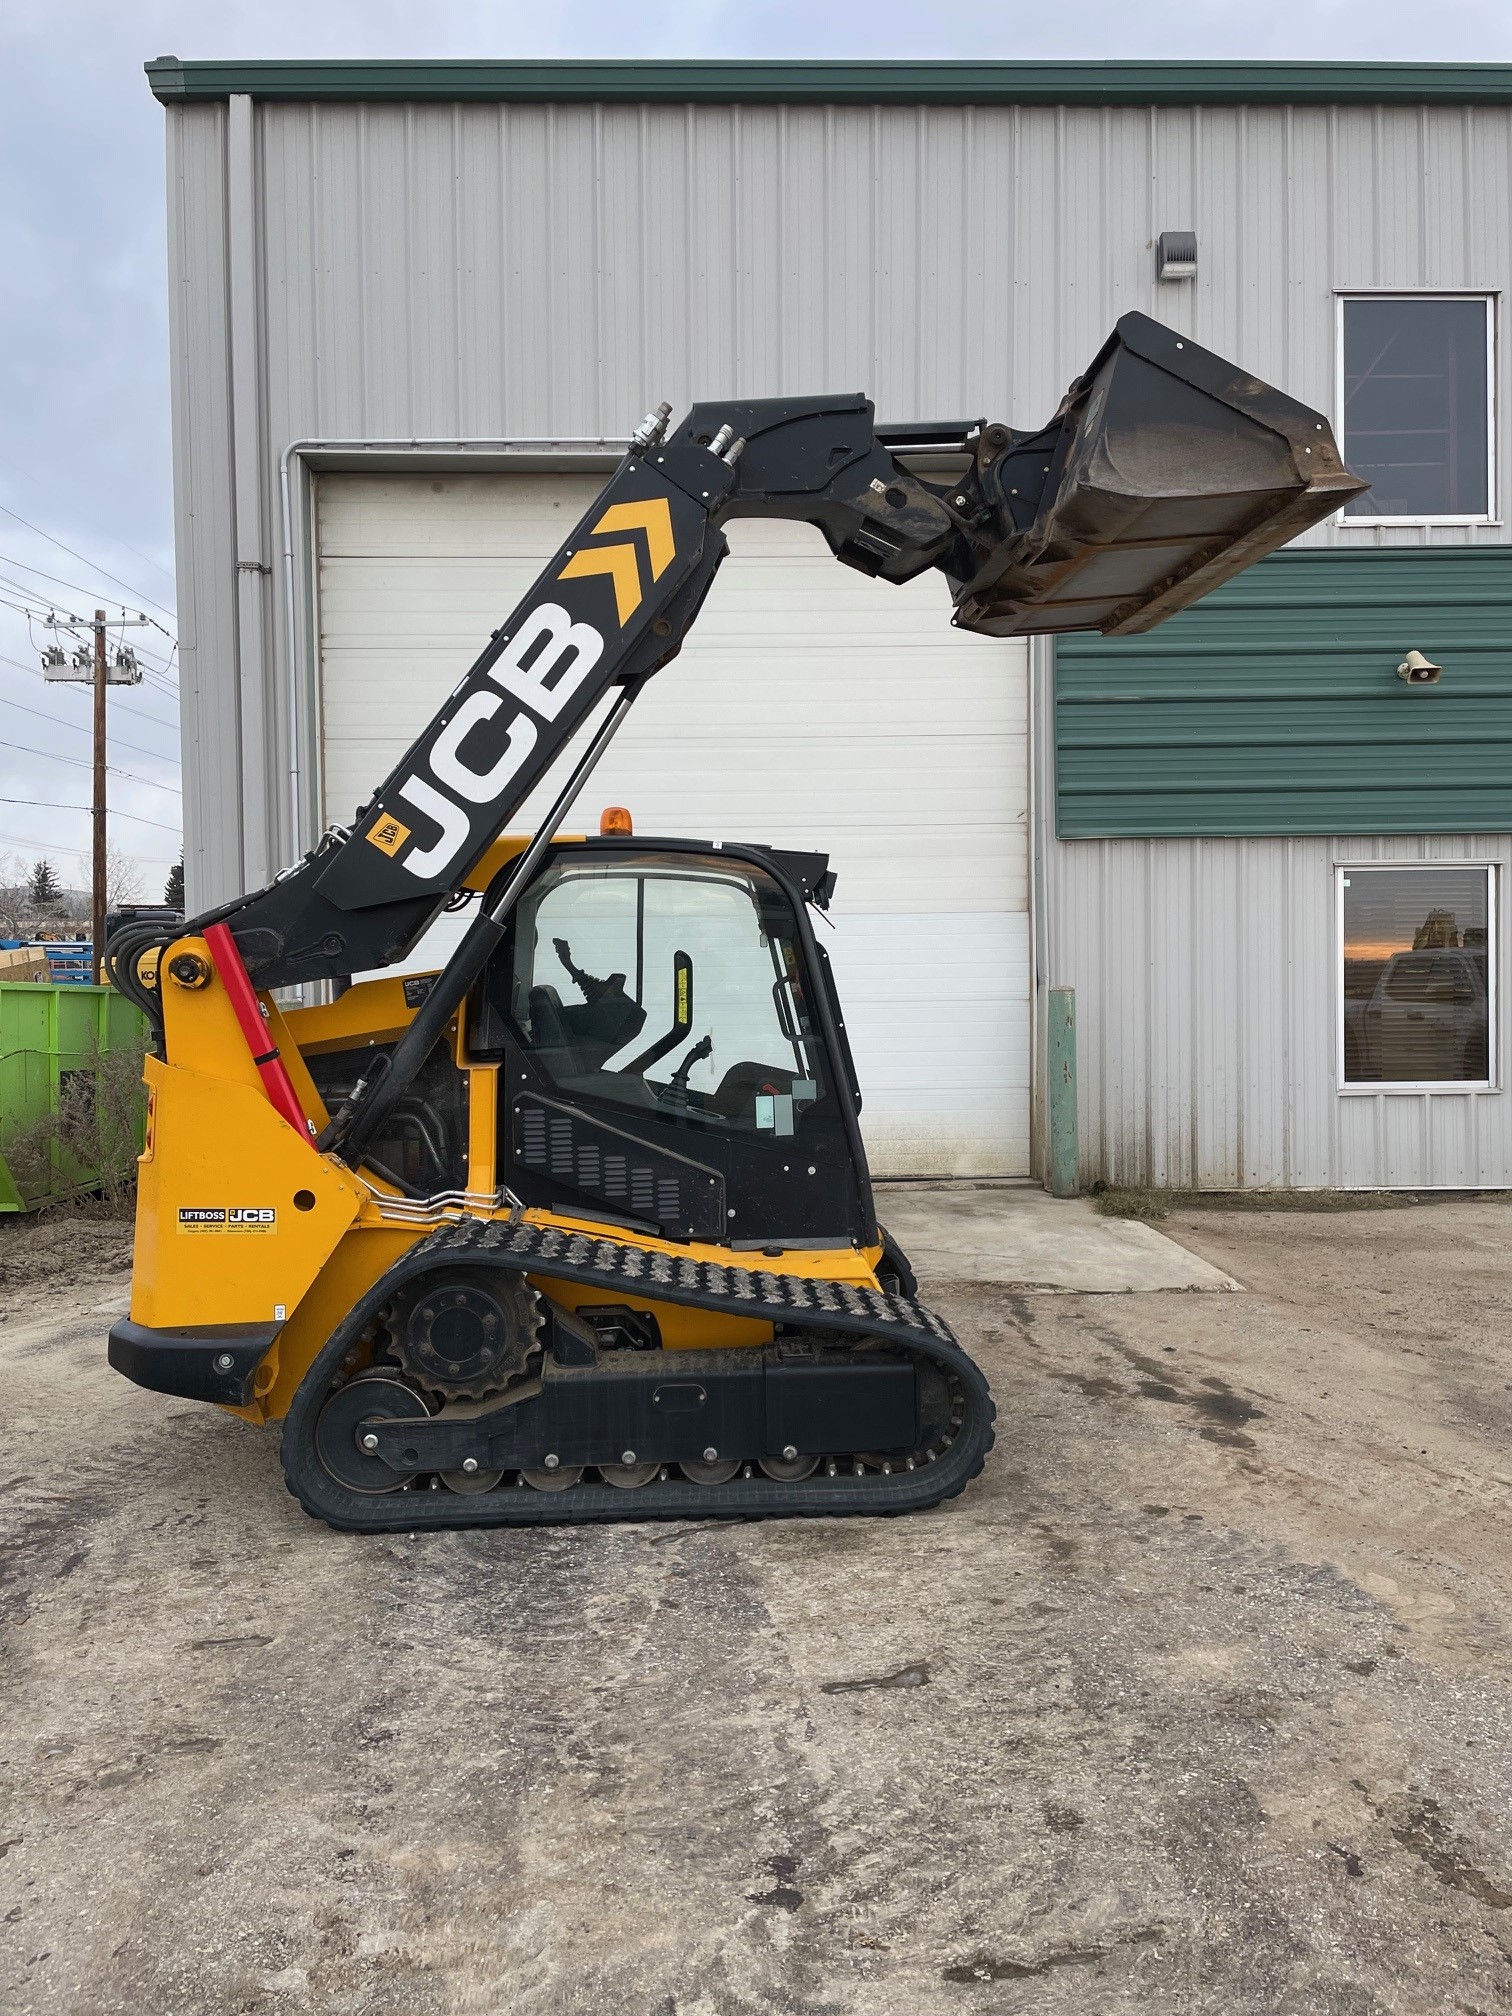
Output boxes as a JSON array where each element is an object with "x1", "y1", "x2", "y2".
[
  {"x1": 163, "y1": 102, "x2": 242, "y2": 904},
  {"x1": 164, "y1": 88, "x2": 1512, "y2": 1188},
  {"x1": 164, "y1": 94, "x2": 1512, "y2": 904},
  {"x1": 1035, "y1": 650, "x2": 1512, "y2": 1187},
  {"x1": 1055, "y1": 549, "x2": 1512, "y2": 836}
]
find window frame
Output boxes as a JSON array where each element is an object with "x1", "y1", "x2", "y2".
[
  {"x1": 1335, "y1": 860, "x2": 1499, "y2": 1095},
  {"x1": 1334, "y1": 290, "x2": 1499, "y2": 528}
]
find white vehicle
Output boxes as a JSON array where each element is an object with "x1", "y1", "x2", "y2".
[{"x1": 1364, "y1": 947, "x2": 1489, "y2": 1083}]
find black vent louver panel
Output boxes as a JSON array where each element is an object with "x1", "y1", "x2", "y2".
[
  {"x1": 511, "y1": 1093, "x2": 725, "y2": 1239},
  {"x1": 519, "y1": 1105, "x2": 547, "y2": 1166}
]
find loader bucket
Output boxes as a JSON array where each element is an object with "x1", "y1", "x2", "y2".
[{"x1": 951, "y1": 312, "x2": 1367, "y2": 638}]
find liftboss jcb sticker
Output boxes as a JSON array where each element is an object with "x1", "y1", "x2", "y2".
[{"x1": 178, "y1": 1207, "x2": 277, "y2": 1233}]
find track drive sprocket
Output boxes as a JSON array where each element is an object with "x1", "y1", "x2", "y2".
[{"x1": 389, "y1": 1270, "x2": 543, "y2": 1401}]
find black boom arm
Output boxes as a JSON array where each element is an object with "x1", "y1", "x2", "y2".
[{"x1": 210, "y1": 311, "x2": 1362, "y2": 996}]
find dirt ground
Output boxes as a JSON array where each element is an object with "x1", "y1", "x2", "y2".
[{"x1": 3, "y1": 1196, "x2": 1512, "y2": 2015}]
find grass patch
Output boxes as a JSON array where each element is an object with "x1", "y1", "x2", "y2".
[{"x1": 1091, "y1": 1184, "x2": 1486, "y2": 1222}]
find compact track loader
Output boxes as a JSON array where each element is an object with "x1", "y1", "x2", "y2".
[{"x1": 108, "y1": 314, "x2": 1364, "y2": 1530}]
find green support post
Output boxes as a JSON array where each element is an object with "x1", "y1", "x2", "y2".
[{"x1": 1047, "y1": 987, "x2": 1078, "y2": 1198}]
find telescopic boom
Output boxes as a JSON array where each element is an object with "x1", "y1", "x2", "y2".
[{"x1": 192, "y1": 311, "x2": 1360, "y2": 1002}]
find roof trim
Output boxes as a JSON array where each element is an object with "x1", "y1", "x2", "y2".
[{"x1": 143, "y1": 57, "x2": 1512, "y2": 109}]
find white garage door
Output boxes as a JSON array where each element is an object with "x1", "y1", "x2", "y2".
[{"x1": 316, "y1": 471, "x2": 1029, "y2": 1177}]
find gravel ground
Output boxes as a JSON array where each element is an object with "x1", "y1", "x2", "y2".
[{"x1": 2, "y1": 1198, "x2": 1511, "y2": 2015}]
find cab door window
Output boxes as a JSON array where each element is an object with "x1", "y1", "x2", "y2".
[{"x1": 502, "y1": 853, "x2": 829, "y2": 1135}]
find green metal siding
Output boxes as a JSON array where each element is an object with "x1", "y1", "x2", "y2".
[
  {"x1": 1054, "y1": 549, "x2": 1512, "y2": 838},
  {"x1": 144, "y1": 57, "x2": 1512, "y2": 108}
]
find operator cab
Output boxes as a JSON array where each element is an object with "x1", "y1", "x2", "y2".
[{"x1": 469, "y1": 834, "x2": 872, "y2": 1249}]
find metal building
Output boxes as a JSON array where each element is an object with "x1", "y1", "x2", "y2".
[{"x1": 148, "y1": 57, "x2": 1512, "y2": 1189}]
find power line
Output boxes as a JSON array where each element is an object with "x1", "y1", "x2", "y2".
[
  {"x1": 0, "y1": 582, "x2": 180, "y2": 676},
  {"x1": 0, "y1": 653, "x2": 180, "y2": 731},
  {"x1": 93, "y1": 617, "x2": 178, "y2": 675},
  {"x1": 0, "y1": 554, "x2": 174, "y2": 629},
  {"x1": 0, "y1": 467, "x2": 177, "y2": 592},
  {"x1": 0, "y1": 839, "x2": 181, "y2": 879},
  {"x1": 106, "y1": 613, "x2": 180, "y2": 670},
  {"x1": 0, "y1": 843, "x2": 160, "y2": 873},
  {"x1": 0, "y1": 588, "x2": 181, "y2": 690},
  {"x1": 0, "y1": 690, "x2": 180, "y2": 768},
  {"x1": 0, "y1": 736, "x2": 181, "y2": 797},
  {"x1": 125, "y1": 637, "x2": 178, "y2": 677},
  {"x1": 0, "y1": 504, "x2": 177, "y2": 619},
  {"x1": 0, "y1": 793, "x2": 179, "y2": 836},
  {"x1": 0, "y1": 654, "x2": 179, "y2": 730}
]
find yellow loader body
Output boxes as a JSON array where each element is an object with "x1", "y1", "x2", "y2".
[{"x1": 129, "y1": 935, "x2": 882, "y2": 1431}]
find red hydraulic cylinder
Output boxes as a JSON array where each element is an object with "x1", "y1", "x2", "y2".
[{"x1": 202, "y1": 921, "x2": 316, "y2": 1149}]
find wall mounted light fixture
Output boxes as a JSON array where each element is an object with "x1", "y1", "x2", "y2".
[{"x1": 1156, "y1": 231, "x2": 1198, "y2": 281}]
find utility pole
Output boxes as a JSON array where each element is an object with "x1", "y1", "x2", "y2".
[
  {"x1": 39, "y1": 606, "x2": 148, "y2": 985},
  {"x1": 92, "y1": 610, "x2": 107, "y2": 982}
]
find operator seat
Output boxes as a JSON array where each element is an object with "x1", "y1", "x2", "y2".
[{"x1": 527, "y1": 984, "x2": 573, "y2": 1056}]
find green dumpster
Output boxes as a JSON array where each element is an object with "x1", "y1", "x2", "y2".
[{"x1": 0, "y1": 984, "x2": 148, "y2": 1212}]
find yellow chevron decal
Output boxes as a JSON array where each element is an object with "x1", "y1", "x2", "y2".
[
  {"x1": 591, "y1": 498, "x2": 675, "y2": 580},
  {"x1": 557, "y1": 496, "x2": 676, "y2": 626},
  {"x1": 559, "y1": 544, "x2": 644, "y2": 625}
]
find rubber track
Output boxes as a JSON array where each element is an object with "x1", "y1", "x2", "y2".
[{"x1": 280, "y1": 1217, "x2": 996, "y2": 1531}]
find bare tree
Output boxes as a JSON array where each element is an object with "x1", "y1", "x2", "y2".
[
  {"x1": 0, "y1": 853, "x2": 27, "y2": 936},
  {"x1": 104, "y1": 844, "x2": 144, "y2": 912}
]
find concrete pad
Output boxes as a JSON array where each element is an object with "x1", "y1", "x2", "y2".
[{"x1": 875, "y1": 1180, "x2": 1240, "y2": 1293}]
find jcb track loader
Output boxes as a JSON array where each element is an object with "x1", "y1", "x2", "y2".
[{"x1": 107, "y1": 314, "x2": 1363, "y2": 1531}]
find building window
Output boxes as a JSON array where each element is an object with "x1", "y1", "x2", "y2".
[
  {"x1": 1338, "y1": 295, "x2": 1495, "y2": 523},
  {"x1": 1339, "y1": 865, "x2": 1494, "y2": 1088}
]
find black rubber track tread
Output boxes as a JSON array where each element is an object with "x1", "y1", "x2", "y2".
[{"x1": 280, "y1": 1217, "x2": 995, "y2": 1531}]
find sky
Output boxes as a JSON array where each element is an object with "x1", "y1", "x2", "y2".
[{"x1": 3, "y1": 1, "x2": 1512, "y2": 907}]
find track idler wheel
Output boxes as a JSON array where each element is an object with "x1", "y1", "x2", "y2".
[{"x1": 314, "y1": 1373, "x2": 430, "y2": 1494}]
